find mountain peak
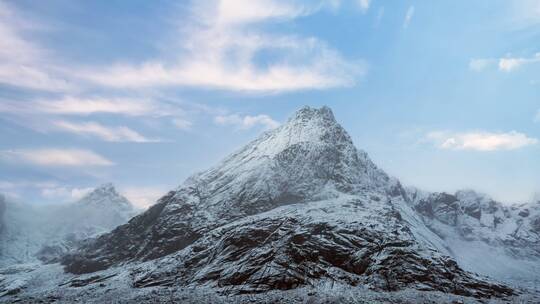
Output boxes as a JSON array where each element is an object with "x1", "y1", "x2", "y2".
[
  {"x1": 77, "y1": 183, "x2": 133, "y2": 211},
  {"x1": 94, "y1": 183, "x2": 115, "y2": 193},
  {"x1": 290, "y1": 105, "x2": 335, "y2": 123},
  {"x1": 244, "y1": 106, "x2": 349, "y2": 160}
]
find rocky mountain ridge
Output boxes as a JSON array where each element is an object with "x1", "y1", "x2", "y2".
[
  {"x1": 57, "y1": 106, "x2": 537, "y2": 301},
  {"x1": 1, "y1": 106, "x2": 538, "y2": 303}
]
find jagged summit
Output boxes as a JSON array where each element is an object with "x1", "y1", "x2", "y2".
[
  {"x1": 184, "y1": 105, "x2": 390, "y2": 201},
  {"x1": 76, "y1": 183, "x2": 132, "y2": 211},
  {"x1": 287, "y1": 105, "x2": 336, "y2": 130}
]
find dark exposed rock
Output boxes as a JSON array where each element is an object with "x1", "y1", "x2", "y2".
[
  {"x1": 130, "y1": 201, "x2": 514, "y2": 298},
  {"x1": 519, "y1": 209, "x2": 530, "y2": 217},
  {"x1": 60, "y1": 273, "x2": 117, "y2": 288},
  {"x1": 416, "y1": 193, "x2": 460, "y2": 226}
]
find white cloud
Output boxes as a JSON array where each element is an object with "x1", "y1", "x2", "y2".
[
  {"x1": 0, "y1": 2, "x2": 72, "y2": 92},
  {"x1": 469, "y1": 53, "x2": 540, "y2": 72},
  {"x1": 41, "y1": 186, "x2": 93, "y2": 201},
  {"x1": 403, "y1": 6, "x2": 415, "y2": 28},
  {"x1": 357, "y1": 0, "x2": 370, "y2": 13},
  {"x1": 498, "y1": 53, "x2": 540, "y2": 72},
  {"x1": 37, "y1": 96, "x2": 161, "y2": 116},
  {"x1": 79, "y1": 0, "x2": 363, "y2": 93},
  {"x1": 214, "y1": 113, "x2": 280, "y2": 129},
  {"x1": 120, "y1": 186, "x2": 166, "y2": 209},
  {"x1": 0, "y1": 148, "x2": 114, "y2": 166},
  {"x1": 427, "y1": 131, "x2": 538, "y2": 151},
  {"x1": 53, "y1": 120, "x2": 158, "y2": 142},
  {"x1": 0, "y1": 1, "x2": 365, "y2": 94},
  {"x1": 499, "y1": 57, "x2": 527, "y2": 72},
  {"x1": 212, "y1": 0, "x2": 308, "y2": 25},
  {"x1": 0, "y1": 96, "x2": 170, "y2": 117}
]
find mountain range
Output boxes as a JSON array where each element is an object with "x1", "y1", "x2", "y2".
[{"x1": 1, "y1": 106, "x2": 539, "y2": 303}]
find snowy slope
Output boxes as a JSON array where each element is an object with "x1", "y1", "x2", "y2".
[
  {"x1": 0, "y1": 184, "x2": 138, "y2": 266},
  {"x1": 2, "y1": 106, "x2": 538, "y2": 303}
]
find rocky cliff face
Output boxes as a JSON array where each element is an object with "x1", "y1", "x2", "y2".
[
  {"x1": 410, "y1": 189, "x2": 540, "y2": 256},
  {"x1": 61, "y1": 106, "x2": 517, "y2": 299},
  {"x1": 407, "y1": 188, "x2": 540, "y2": 287}
]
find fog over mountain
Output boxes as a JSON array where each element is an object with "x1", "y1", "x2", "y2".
[
  {"x1": 1, "y1": 107, "x2": 538, "y2": 303},
  {"x1": 0, "y1": 184, "x2": 138, "y2": 267}
]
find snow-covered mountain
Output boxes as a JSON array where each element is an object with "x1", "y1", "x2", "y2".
[
  {"x1": 1, "y1": 106, "x2": 539, "y2": 303},
  {"x1": 407, "y1": 188, "x2": 540, "y2": 288},
  {"x1": 0, "y1": 184, "x2": 138, "y2": 266}
]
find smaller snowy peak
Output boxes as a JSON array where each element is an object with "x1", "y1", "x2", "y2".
[{"x1": 76, "y1": 183, "x2": 132, "y2": 211}]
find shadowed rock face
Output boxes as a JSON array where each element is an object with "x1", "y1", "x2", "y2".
[
  {"x1": 130, "y1": 198, "x2": 514, "y2": 298},
  {"x1": 415, "y1": 193, "x2": 460, "y2": 226},
  {"x1": 61, "y1": 106, "x2": 516, "y2": 299}
]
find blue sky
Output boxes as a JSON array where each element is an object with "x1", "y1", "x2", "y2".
[{"x1": 0, "y1": 0, "x2": 539, "y2": 207}]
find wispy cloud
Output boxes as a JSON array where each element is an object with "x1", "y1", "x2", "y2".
[
  {"x1": 0, "y1": 96, "x2": 164, "y2": 116},
  {"x1": 53, "y1": 120, "x2": 159, "y2": 142},
  {"x1": 214, "y1": 113, "x2": 280, "y2": 130},
  {"x1": 427, "y1": 131, "x2": 538, "y2": 151},
  {"x1": 0, "y1": 2, "x2": 72, "y2": 92},
  {"x1": 470, "y1": 53, "x2": 540, "y2": 72},
  {"x1": 78, "y1": 0, "x2": 363, "y2": 93},
  {"x1": 357, "y1": 0, "x2": 370, "y2": 13},
  {"x1": 0, "y1": 148, "x2": 114, "y2": 166},
  {"x1": 403, "y1": 6, "x2": 415, "y2": 28},
  {"x1": 41, "y1": 186, "x2": 93, "y2": 201},
  {"x1": 499, "y1": 53, "x2": 540, "y2": 72}
]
